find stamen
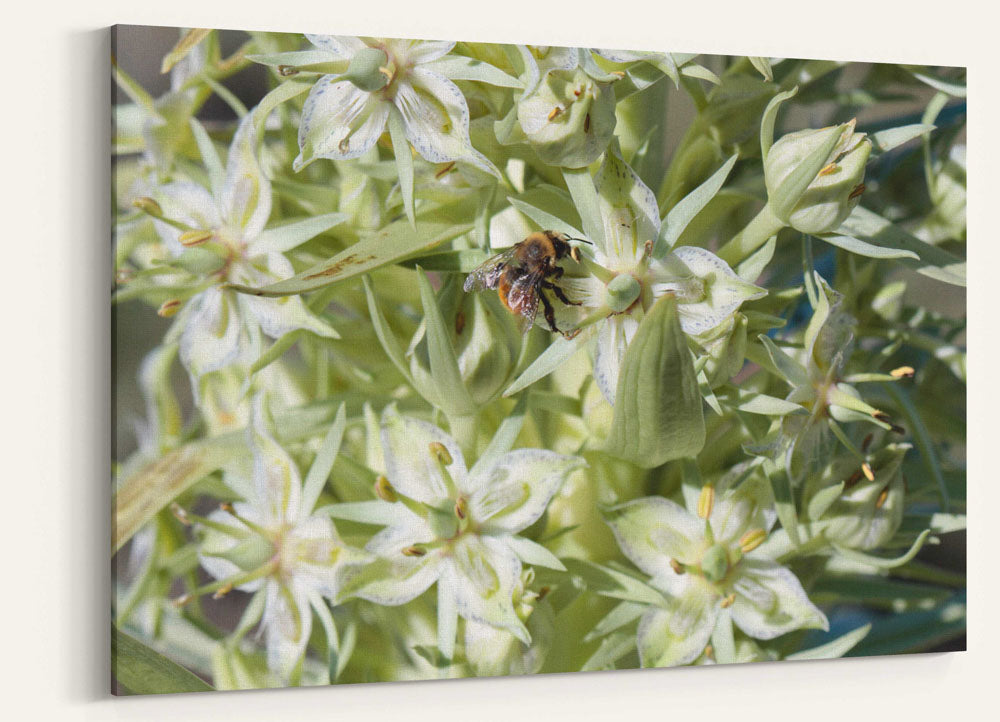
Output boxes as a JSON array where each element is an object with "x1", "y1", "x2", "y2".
[
  {"x1": 374, "y1": 475, "x2": 398, "y2": 503},
  {"x1": 548, "y1": 106, "x2": 562, "y2": 121},
  {"x1": 170, "y1": 502, "x2": 191, "y2": 526},
  {"x1": 402, "y1": 545, "x2": 427, "y2": 557},
  {"x1": 171, "y1": 559, "x2": 278, "y2": 605},
  {"x1": 890, "y1": 366, "x2": 915, "y2": 379},
  {"x1": 454, "y1": 495, "x2": 468, "y2": 521},
  {"x1": 861, "y1": 433, "x2": 874, "y2": 453},
  {"x1": 720, "y1": 593, "x2": 736, "y2": 609},
  {"x1": 584, "y1": 113, "x2": 590, "y2": 133},
  {"x1": 212, "y1": 583, "x2": 233, "y2": 600},
  {"x1": 848, "y1": 183, "x2": 866, "y2": 200},
  {"x1": 861, "y1": 463, "x2": 875, "y2": 482},
  {"x1": 429, "y1": 442, "x2": 453, "y2": 466},
  {"x1": 670, "y1": 559, "x2": 685, "y2": 575},
  {"x1": 818, "y1": 162, "x2": 838, "y2": 176},
  {"x1": 697, "y1": 485, "x2": 715, "y2": 520},
  {"x1": 179, "y1": 229, "x2": 214, "y2": 247},
  {"x1": 157, "y1": 299, "x2": 182, "y2": 318},
  {"x1": 875, "y1": 486, "x2": 890, "y2": 509},
  {"x1": 220, "y1": 503, "x2": 272, "y2": 539},
  {"x1": 171, "y1": 593, "x2": 193, "y2": 607},
  {"x1": 455, "y1": 310, "x2": 466, "y2": 335},
  {"x1": 739, "y1": 528, "x2": 767, "y2": 554},
  {"x1": 132, "y1": 196, "x2": 162, "y2": 217},
  {"x1": 536, "y1": 586, "x2": 551, "y2": 601},
  {"x1": 435, "y1": 161, "x2": 456, "y2": 179},
  {"x1": 611, "y1": 70, "x2": 625, "y2": 79},
  {"x1": 277, "y1": 65, "x2": 299, "y2": 77}
]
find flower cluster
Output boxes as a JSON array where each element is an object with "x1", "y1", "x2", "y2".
[{"x1": 112, "y1": 28, "x2": 966, "y2": 693}]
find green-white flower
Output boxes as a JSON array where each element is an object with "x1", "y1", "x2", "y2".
[
  {"x1": 150, "y1": 114, "x2": 339, "y2": 395},
  {"x1": 194, "y1": 399, "x2": 370, "y2": 683},
  {"x1": 295, "y1": 35, "x2": 499, "y2": 176},
  {"x1": 605, "y1": 478, "x2": 828, "y2": 667},
  {"x1": 353, "y1": 407, "x2": 584, "y2": 643},
  {"x1": 564, "y1": 152, "x2": 765, "y2": 403}
]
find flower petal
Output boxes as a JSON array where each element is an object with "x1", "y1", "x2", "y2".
[
  {"x1": 354, "y1": 551, "x2": 442, "y2": 607},
  {"x1": 178, "y1": 287, "x2": 250, "y2": 381},
  {"x1": 197, "y1": 505, "x2": 267, "y2": 593},
  {"x1": 709, "y1": 475, "x2": 776, "y2": 547},
  {"x1": 605, "y1": 496, "x2": 706, "y2": 575},
  {"x1": 262, "y1": 578, "x2": 313, "y2": 681},
  {"x1": 295, "y1": 77, "x2": 390, "y2": 169},
  {"x1": 305, "y1": 34, "x2": 369, "y2": 58},
  {"x1": 595, "y1": 151, "x2": 661, "y2": 265},
  {"x1": 386, "y1": 38, "x2": 455, "y2": 65},
  {"x1": 287, "y1": 515, "x2": 372, "y2": 600},
  {"x1": 468, "y1": 449, "x2": 584, "y2": 534},
  {"x1": 395, "y1": 68, "x2": 500, "y2": 176},
  {"x1": 249, "y1": 395, "x2": 302, "y2": 524},
  {"x1": 151, "y1": 181, "x2": 220, "y2": 255},
  {"x1": 651, "y1": 247, "x2": 766, "y2": 336},
  {"x1": 593, "y1": 313, "x2": 638, "y2": 404},
  {"x1": 219, "y1": 114, "x2": 272, "y2": 242},
  {"x1": 636, "y1": 574, "x2": 718, "y2": 667},
  {"x1": 444, "y1": 536, "x2": 528, "y2": 642},
  {"x1": 380, "y1": 407, "x2": 467, "y2": 506},
  {"x1": 729, "y1": 558, "x2": 829, "y2": 640}
]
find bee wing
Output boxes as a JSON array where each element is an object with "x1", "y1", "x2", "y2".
[
  {"x1": 463, "y1": 247, "x2": 519, "y2": 292},
  {"x1": 508, "y1": 270, "x2": 542, "y2": 329}
]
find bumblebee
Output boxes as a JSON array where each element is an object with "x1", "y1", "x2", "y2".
[{"x1": 463, "y1": 231, "x2": 584, "y2": 336}]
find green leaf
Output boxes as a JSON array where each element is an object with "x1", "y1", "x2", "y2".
[
  {"x1": 733, "y1": 390, "x2": 805, "y2": 416},
  {"x1": 832, "y1": 529, "x2": 932, "y2": 569},
  {"x1": 816, "y1": 232, "x2": 919, "y2": 260},
  {"x1": 764, "y1": 460, "x2": 801, "y2": 546},
  {"x1": 759, "y1": 86, "x2": 798, "y2": 161},
  {"x1": 563, "y1": 559, "x2": 665, "y2": 606},
  {"x1": 113, "y1": 437, "x2": 240, "y2": 553},
  {"x1": 504, "y1": 332, "x2": 588, "y2": 397},
  {"x1": 868, "y1": 124, "x2": 935, "y2": 156},
  {"x1": 849, "y1": 594, "x2": 965, "y2": 656},
  {"x1": 318, "y1": 501, "x2": 400, "y2": 525},
  {"x1": 785, "y1": 624, "x2": 871, "y2": 660},
  {"x1": 396, "y1": 249, "x2": 488, "y2": 272},
  {"x1": 229, "y1": 197, "x2": 476, "y2": 296},
  {"x1": 508, "y1": 198, "x2": 584, "y2": 241},
  {"x1": 246, "y1": 50, "x2": 341, "y2": 68},
  {"x1": 160, "y1": 28, "x2": 212, "y2": 74},
  {"x1": 426, "y1": 56, "x2": 523, "y2": 88},
  {"x1": 474, "y1": 394, "x2": 529, "y2": 473},
  {"x1": 362, "y1": 275, "x2": 416, "y2": 386},
  {"x1": 757, "y1": 335, "x2": 809, "y2": 388},
  {"x1": 837, "y1": 207, "x2": 965, "y2": 286},
  {"x1": 579, "y1": 631, "x2": 635, "y2": 671},
  {"x1": 584, "y1": 601, "x2": 645, "y2": 642},
  {"x1": 749, "y1": 56, "x2": 773, "y2": 82},
  {"x1": 680, "y1": 63, "x2": 721, "y2": 85},
  {"x1": 300, "y1": 403, "x2": 347, "y2": 515},
  {"x1": 562, "y1": 167, "x2": 606, "y2": 251},
  {"x1": 251, "y1": 81, "x2": 312, "y2": 138},
  {"x1": 189, "y1": 119, "x2": 224, "y2": 197},
  {"x1": 654, "y1": 154, "x2": 737, "y2": 257},
  {"x1": 249, "y1": 328, "x2": 308, "y2": 376},
  {"x1": 417, "y1": 269, "x2": 477, "y2": 416},
  {"x1": 250, "y1": 212, "x2": 347, "y2": 255},
  {"x1": 882, "y1": 382, "x2": 950, "y2": 509},
  {"x1": 603, "y1": 295, "x2": 706, "y2": 468},
  {"x1": 506, "y1": 535, "x2": 566, "y2": 571},
  {"x1": 807, "y1": 482, "x2": 845, "y2": 521},
  {"x1": 387, "y1": 106, "x2": 416, "y2": 227},
  {"x1": 113, "y1": 627, "x2": 213, "y2": 694},
  {"x1": 737, "y1": 235, "x2": 776, "y2": 282}
]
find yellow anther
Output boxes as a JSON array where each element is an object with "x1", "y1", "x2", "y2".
[
  {"x1": 875, "y1": 486, "x2": 890, "y2": 510},
  {"x1": 429, "y1": 441, "x2": 453, "y2": 466},
  {"x1": 548, "y1": 106, "x2": 562, "y2": 121},
  {"x1": 132, "y1": 196, "x2": 162, "y2": 217},
  {"x1": 170, "y1": 502, "x2": 191, "y2": 526},
  {"x1": 697, "y1": 485, "x2": 715, "y2": 520},
  {"x1": 374, "y1": 475, "x2": 398, "y2": 503},
  {"x1": 157, "y1": 299, "x2": 182, "y2": 318},
  {"x1": 720, "y1": 593, "x2": 736, "y2": 609},
  {"x1": 862, "y1": 463, "x2": 875, "y2": 482},
  {"x1": 402, "y1": 545, "x2": 427, "y2": 557},
  {"x1": 454, "y1": 495, "x2": 468, "y2": 520},
  {"x1": 179, "y1": 229, "x2": 214, "y2": 247},
  {"x1": 171, "y1": 593, "x2": 193, "y2": 608},
  {"x1": 277, "y1": 64, "x2": 299, "y2": 77},
  {"x1": 611, "y1": 70, "x2": 625, "y2": 78},
  {"x1": 739, "y1": 528, "x2": 767, "y2": 554},
  {"x1": 890, "y1": 366, "x2": 915, "y2": 379},
  {"x1": 669, "y1": 559, "x2": 685, "y2": 575},
  {"x1": 818, "y1": 162, "x2": 839, "y2": 176},
  {"x1": 212, "y1": 584, "x2": 233, "y2": 600}
]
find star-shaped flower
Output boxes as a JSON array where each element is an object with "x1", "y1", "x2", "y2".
[
  {"x1": 149, "y1": 113, "x2": 341, "y2": 396},
  {"x1": 604, "y1": 477, "x2": 828, "y2": 667},
  {"x1": 350, "y1": 407, "x2": 584, "y2": 644},
  {"x1": 294, "y1": 35, "x2": 500, "y2": 177},
  {"x1": 190, "y1": 398, "x2": 369, "y2": 683}
]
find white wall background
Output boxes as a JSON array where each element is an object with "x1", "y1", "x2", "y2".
[{"x1": 1, "y1": 1, "x2": 993, "y2": 719}]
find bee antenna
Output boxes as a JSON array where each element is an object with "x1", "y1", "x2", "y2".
[{"x1": 564, "y1": 236, "x2": 593, "y2": 245}]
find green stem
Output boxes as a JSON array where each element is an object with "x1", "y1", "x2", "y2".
[{"x1": 717, "y1": 203, "x2": 786, "y2": 266}]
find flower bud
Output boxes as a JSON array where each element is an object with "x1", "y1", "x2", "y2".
[
  {"x1": 764, "y1": 120, "x2": 872, "y2": 235},
  {"x1": 517, "y1": 68, "x2": 617, "y2": 168},
  {"x1": 342, "y1": 47, "x2": 390, "y2": 92}
]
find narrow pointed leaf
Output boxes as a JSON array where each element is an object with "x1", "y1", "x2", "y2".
[
  {"x1": 760, "y1": 86, "x2": 798, "y2": 161},
  {"x1": 786, "y1": 624, "x2": 871, "y2": 660},
  {"x1": 655, "y1": 154, "x2": 737, "y2": 257},
  {"x1": 562, "y1": 167, "x2": 606, "y2": 251},
  {"x1": 426, "y1": 56, "x2": 523, "y2": 88},
  {"x1": 249, "y1": 212, "x2": 347, "y2": 256},
  {"x1": 504, "y1": 332, "x2": 588, "y2": 397},
  {"x1": 300, "y1": 403, "x2": 347, "y2": 515},
  {"x1": 417, "y1": 269, "x2": 477, "y2": 416},
  {"x1": 113, "y1": 628, "x2": 213, "y2": 694},
  {"x1": 387, "y1": 106, "x2": 416, "y2": 227}
]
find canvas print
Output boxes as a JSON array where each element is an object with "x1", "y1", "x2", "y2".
[{"x1": 111, "y1": 25, "x2": 967, "y2": 694}]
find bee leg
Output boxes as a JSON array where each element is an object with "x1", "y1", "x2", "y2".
[
  {"x1": 538, "y1": 289, "x2": 561, "y2": 334},
  {"x1": 543, "y1": 280, "x2": 581, "y2": 307}
]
